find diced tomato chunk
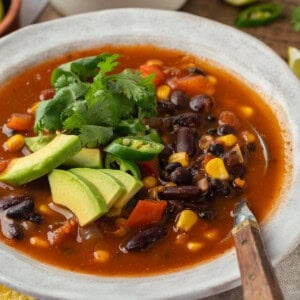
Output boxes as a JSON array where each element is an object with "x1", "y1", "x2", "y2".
[
  {"x1": 39, "y1": 88, "x2": 55, "y2": 101},
  {"x1": 6, "y1": 114, "x2": 34, "y2": 131},
  {"x1": 139, "y1": 64, "x2": 165, "y2": 86},
  {"x1": 127, "y1": 200, "x2": 167, "y2": 228},
  {"x1": 170, "y1": 75, "x2": 213, "y2": 96},
  {"x1": 137, "y1": 158, "x2": 160, "y2": 177},
  {"x1": 47, "y1": 218, "x2": 78, "y2": 245}
]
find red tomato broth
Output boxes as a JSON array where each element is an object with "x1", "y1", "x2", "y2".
[{"x1": 0, "y1": 45, "x2": 287, "y2": 276}]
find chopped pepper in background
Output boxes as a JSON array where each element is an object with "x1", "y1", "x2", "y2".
[{"x1": 235, "y1": 3, "x2": 283, "y2": 27}]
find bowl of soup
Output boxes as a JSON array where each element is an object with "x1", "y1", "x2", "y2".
[{"x1": 0, "y1": 8, "x2": 299, "y2": 300}]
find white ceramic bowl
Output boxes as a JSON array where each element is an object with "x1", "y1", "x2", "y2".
[
  {"x1": 0, "y1": 9, "x2": 299, "y2": 300},
  {"x1": 50, "y1": 0, "x2": 187, "y2": 15}
]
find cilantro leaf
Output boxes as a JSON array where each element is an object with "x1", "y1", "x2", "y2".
[
  {"x1": 34, "y1": 88, "x2": 75, "y2": 133},
  {"x1": 51, "y1": 54, "x2": 113, "y2": 86},
  {"x1": 34, "y1": 53, "x2": 157, "y2": 147},
  {"x1": 63, "y1": 93, "x2": 120, "y2": 131},
  {"x1": 79, "y1": 125, "x2": 113, "y2": 148},
  {"x1": 291, "y1": 6, "x2": 300, "y2": 32}
]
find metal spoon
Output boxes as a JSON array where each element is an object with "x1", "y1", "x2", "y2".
[{"x1": 232, "y1": 200, "x2": 283, "y2": 300}]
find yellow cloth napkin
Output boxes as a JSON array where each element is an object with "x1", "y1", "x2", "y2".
[{"x1": 0, "y1": 284, "x2": 34, "y2": 300}]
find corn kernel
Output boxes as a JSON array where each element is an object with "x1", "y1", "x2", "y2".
[
  {"x1": 216, "y1": 134, "x2": 238, "y2": 147},
  {"x1": 234, "y1": 177, "x2": 246, "y2": 188},
  {"x1": 241, "y1": 131, "x2": 256, "y2": 143},
  {"x1": 207, "y1": 75, "x2": 218, "y2": 86},
  {"x1": 142, "y1": 176, "x2": 158, "y2": 189},
  {"x1": 38, "y1": 204, "x2": 54, "y2": 215},
  {"x1": 205, "y1": 158, "x2": 229, "y2": 180},
  {"x1": 187, "y1": 242, "x2": 204, "y2": 252},
  {"x1": 168, "y1": 152, "x2": 189, "y2": 167},
  {"x1": 146, "y1": 59, "x2": 163, "y2": 66},
  {"x1": 176, "y1": 210, "x2": 198, "y2": 232},
  {"x1": 239, "y1": 106, "x2": 254, "y2": 118},
  {"x1": 4, "y1": 134, "x2": 25, "y2": 152},
  {"x1": 27, "y1": 101, "x2": 40, "y2": 114},
  {"x1": 94, "y1": 250, "x2": 110, "y2": 263},
  {"x1": 156, "y1": 85, "x2": 171, "y2": 100},
  {"x1": 204, "y1": 229, "x2": 219, "y2": 240},
  {"x1": 30, "y1": 237, "x2": 49, "y2": 248}
]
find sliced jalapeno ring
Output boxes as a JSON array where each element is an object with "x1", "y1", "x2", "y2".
[
  {"x1": 105, "y1": 153, "x2": 141, "y2": 179},
  {"x1": 104, "y1": 137, "x2": 164, "y2": 161},
  {"x1": 235, "y1": 3, "x2": 283, "y2": 27},
  {"x1": 131, "y1": 129, "x2": 162, "y2": 143}
]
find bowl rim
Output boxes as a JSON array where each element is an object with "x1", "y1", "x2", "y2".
[
  {"x1": 0, "y1": 0, "x2": 21, "y2": 36},
  {"x1": 0, "y1": 8, "x2": 299, "y2": 300}
]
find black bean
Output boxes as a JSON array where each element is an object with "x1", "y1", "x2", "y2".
[
  {"x1": 209, "y1": 179, "x2": 230, "y2": 197},
  {"x1": 158, "y1": 186, "x2": 200, "y2": 200},
  {"x1": 164, "y1": 162, "x2": 182, "y2": 173},
  {"x1": 143, "y1": 117, "x2": 172, "y2": 131},
  {"x1": 157, "y1": 101, "x2": 176, "y2": 115},
  {"x1": 208, "y1": 143, "x2": 224, "y2": 156},
  {"x1": 170, "y1": 90, "x2": 188, "y2": 108},
  {"x1": 218, "y1": 125, "x2": 237, "y2": 135},
  {"x1": 28, "y1": 214, "x2": 43, "y2": 224},
  {"x1": 0, "y1": 196, "x2": 22, "y2": 210},
  {"x1": 123, "y1": 226, "x2": 168, "y2": 252},
  {"x1": 170, "y1": 167, "x2": 193, "y2": 185},
  {"x1": 189, "y1": 94, "x2": 214, "y2": 113},
  {"x1": 174, "y1": 127, "x2": 196, "y2": 156},
  {"x1": 172, "y1": 113, "x2": 204, "y2": 127},
  {"x1": 6, "y1": 199, "x2": 34, "y2": 220},
  {"x1": 187, "y1": 66, "x2": 206, "y2": 76},
  {"x1": 159, "y1": 145, "x2": 173, "y2": 167}
]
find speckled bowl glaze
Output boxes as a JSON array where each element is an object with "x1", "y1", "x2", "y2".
[{"x1": 0, "y1": 9, "x2": 299, "y2": 300}]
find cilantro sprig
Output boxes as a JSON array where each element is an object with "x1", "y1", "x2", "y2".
[{"x1": 34, "y1": 53, "x2": 156, "y2": 147}]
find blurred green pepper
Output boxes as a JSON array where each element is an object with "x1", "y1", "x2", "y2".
[{"x1": 235, "y1": 3, "x2": 283, "y2": 27}]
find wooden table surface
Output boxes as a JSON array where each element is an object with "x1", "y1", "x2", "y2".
[{"x1": 28, "y1": 1, "x2": 300, "y2": 299}]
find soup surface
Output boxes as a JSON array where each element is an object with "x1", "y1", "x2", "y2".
[{"x1": 0, "y1": 45, "x2": 287, "y2": 276}]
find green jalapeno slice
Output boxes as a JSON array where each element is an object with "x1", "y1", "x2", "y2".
[
  {"x1": 104, "y1": 153, "x2": 141, "y2": 179},
  {"x1": 104, "y1": 137, "x2": 164, "y2": 161},
  {"x1": 235, "y1": 3, "x2": 283, "y2": 27}
]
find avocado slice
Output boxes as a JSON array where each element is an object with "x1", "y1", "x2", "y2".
[
  {"x1": 70, "y1": 168, "x2": 125, "y2": 208},
  {"x1": 0, "y1": 134, "x2": 81, "y2": 186},
  {"x1": 101, "y1": 169, "x2": 143, "y2": 216},
  {"x1": 48, "y1": 169, "x2": 108, "y2": 226},
  {"x1": 25, "y1": 136, "x2": 102, "y2": 168},
  {"x1": 63, "y1": 148, "x2": 102, "y2": 168}
]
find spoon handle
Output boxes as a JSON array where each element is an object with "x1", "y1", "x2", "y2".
[{"x1": 232, "y1": 220, "x2": 283, "y2": 300}]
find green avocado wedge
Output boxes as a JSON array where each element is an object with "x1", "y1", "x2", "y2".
[
  {"x1": 70, "y1": 168, "x2": 125, "y2": 208},
  {"x1": 101, "y1": 169, "x2": 143, "y2": 216},
  {"x1": 25, "y1": 136, "x2": 102, "y2": 168},
  {"x1": 0, "y1": 134, "x2": 81, "y2": 186},
  {"x1": 48, "y1": 169, "x2": 108, "y2": 226}
]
